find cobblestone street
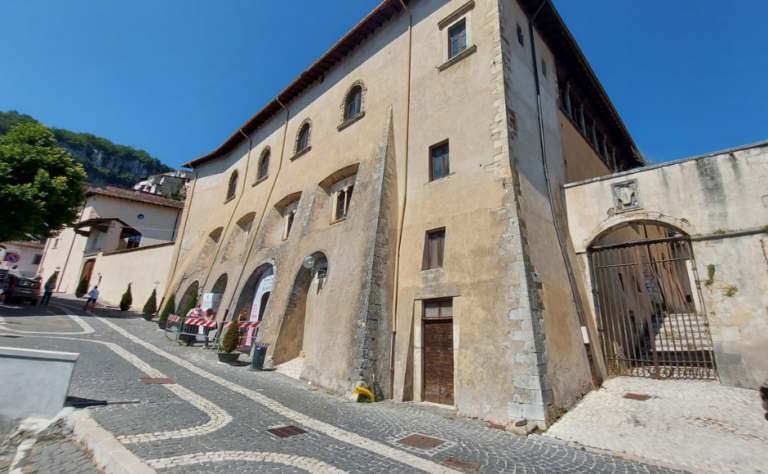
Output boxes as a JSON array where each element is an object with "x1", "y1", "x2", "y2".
[
  {"x1": 0, "y1": 298, "x2": 689, "y2": 474},
  {"x1": 544, "y1": 376, "x2": 768, "y2": 474}
]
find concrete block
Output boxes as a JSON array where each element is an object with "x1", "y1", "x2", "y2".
[{"x1": 0, "y1": 347, "x2": 78, "y2": 428}]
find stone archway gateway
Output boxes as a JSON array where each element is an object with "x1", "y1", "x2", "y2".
[
  {"x1": 177, "y1": 281, "x2": 200, "y2": 314},
  {"x1": 588, "y1": 223, "x2": 715, "y2": 380}
]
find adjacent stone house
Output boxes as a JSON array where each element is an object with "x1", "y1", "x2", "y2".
[{"x1": 166, "y1": 0, "x2": 653, "y2": 428}]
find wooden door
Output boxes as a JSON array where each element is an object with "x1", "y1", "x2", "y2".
[{"x1": 423, "y1": 319, "x2": 454, "y2": 405}]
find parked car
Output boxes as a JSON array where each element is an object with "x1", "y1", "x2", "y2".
[{"x1": 0, "y1": 272, "x2": 41, "y2": 305}]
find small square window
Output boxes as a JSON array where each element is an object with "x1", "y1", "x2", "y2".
[
  {"x1": 429, "y1": 142, "x2": 450, "y2": 181},
  {"x1": 126, "y1": 235, "x2": 142, "y2": 249},
  {"x1": 517, "y1": 24, "x2": 524, "y2": 46},
  {"x1": 448, "y1": 20, "x2": 467, "y2": 59},
  {"x1": 423, "y1": 228, "x2": 446, "y2": 270},
  {"x1": 424, "y1": 298, "x2": 453, "y2": 318},
  {"x1": 32, "y1": 254, "x2": 42, "y2": 265}
]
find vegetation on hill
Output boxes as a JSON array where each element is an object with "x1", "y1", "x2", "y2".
[{"x1": 0, "y1": 110, "x2": 173, "y2": 187}]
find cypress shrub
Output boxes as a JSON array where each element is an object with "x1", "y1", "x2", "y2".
[
  {"x1": 142, "y1": 289, "x2": 157, "y2": 320},
  {"x1": 119, "y1": 283, "x2": 133, "y2": 311},
  {"x1": 181, "y1": 288, "x2": 198, "y2": 317},
  {"x1": 75, "y1": 277, "x2": 88, "y2": 297},
  {"x1": 220, "y1": 318, "x2": 240, "y2": 353},
  {"x1": 158, "y1": 292, "x2": 175, "y2": 323},
  {"x1": 46, "y1": 271, "x2": 59, "y2": 285}
]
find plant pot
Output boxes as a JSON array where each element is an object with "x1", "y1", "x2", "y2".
[
  {"x1": 75, "y1": 292, "x2": 85, "y2": 298},
  {"x1": 142, "y1": 313, "x2": 154, "y2": 321},
  {"x1": 158, "y1": 320, "x2": 167, "y2": 330},
  {"x1": 217, "y1": 352, "x2": 240, "y2": 364}
]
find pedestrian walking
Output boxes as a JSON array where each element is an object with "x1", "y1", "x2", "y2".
[
  {"x1": 41, "y1": 279, "x2": 55, "y2": 306},
  {"x1": 83, "y1": 286, "x2": 99, "y2": 311}
]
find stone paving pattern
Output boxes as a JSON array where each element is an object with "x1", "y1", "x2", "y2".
[
  {"x1": 0, "y1": 297, "x2": 690, "y2": 474},
  {"x1": 545, "y1": 377, "x2": 768, "y2": 474},
  {"x1": 24, "y1": 437, "x2": 102, "y2": 474}
]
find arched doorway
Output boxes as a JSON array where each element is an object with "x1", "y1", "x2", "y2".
[
  {"x1": 177, "y1": 281, "x2": 200, "y2": 314},
  {"x1": 588, "y1": 222, "x2": 715, "y2": 380},
  {"x1": 233, "y1": 263, "x2": 275, "y2": 349},
  {"x1": 272, "y1": 252, "x2": 328, "y2": 366}
]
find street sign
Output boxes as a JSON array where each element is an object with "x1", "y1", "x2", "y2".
[{"x1": 5, "y1": 253, "x2": 20, "y2": 263}]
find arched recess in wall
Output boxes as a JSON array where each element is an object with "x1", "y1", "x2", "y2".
[
  {"x1": 196, "y1": 227, "x2": 224, "y2": 271},
  {"x1": 233, "y1": 261, "x2": 275, "y2": 330},
  {"x1": 177, "y1": 280, "x2": 200, "y2": 314},
  {"x1": 223, "y1": 212, "x2": 257, "y2": 261},
  {"x1": 263, "y1": 192, "x2": 302, "y2": 248},
  {"x1": 272, "y1": 251, "x2": 329, "y2": 366},
  {"x1": 211, "y1": 273, "x2": 228, "y2": 295},
  {"x1": 308, "y1": 163, "x2": 359, "y2": 233},
  {"x1": 226, "y1": 170, "x2": 239, "y2": 200},
  {"x1": 587, "y1": 221, "x2": 715, "y2": 381},
  {"x1": 257, "y1": 148, "x2": 270, "y2": 181}
]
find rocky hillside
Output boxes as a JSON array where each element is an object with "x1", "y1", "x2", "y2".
[{"x1": 0, "y1": 110, "x2": 173, "y2": 187}]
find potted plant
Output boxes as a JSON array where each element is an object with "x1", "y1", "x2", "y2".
[
  {"x1": 158, "y1": 292, "x2": 176, "y2": 330},
  {"x1": 218, "y1": 318, "x2": 241, "y2": 363},
  {"x1": 142, "y1": 288, "x2": 157, "y2": 321}
]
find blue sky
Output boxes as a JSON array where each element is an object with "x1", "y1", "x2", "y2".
[{"x1": 1, "y1": 1, "x2": 765, "y2": 169}]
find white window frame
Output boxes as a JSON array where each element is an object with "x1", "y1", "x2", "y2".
[
  {"x1": 330, "y1": 176, "x2": 356, "y2": 224},
  {"x1": 282, "y1": 202, "x2": 298, "y2": 241}
]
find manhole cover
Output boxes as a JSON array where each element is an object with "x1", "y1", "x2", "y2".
[
  {"x1": 444, "y1": 457, "x2": 481, "y2": 472},
  {"x1": 397, "y1": 434, "x2": 445, "y2": 450},
  {"x1": 267, "y1": 425, "x2": 307, "y2": 438},
  {"x1": 624, "y1": 393, "x2": 650, "y2": 401},
  {"x1": 140, "y1": 378, "x2": 175, "y2": 385}
]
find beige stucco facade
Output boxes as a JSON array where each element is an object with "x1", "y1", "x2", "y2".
[
  {"x1": 166, "y1": 0, "x2": 643, "y2": 428},
  {"x1": 39, "y1": 186, "x2": 182, "y2": 307},
  {"x1": 564, "y1": 140, "x2": 768, "y2": 389}
]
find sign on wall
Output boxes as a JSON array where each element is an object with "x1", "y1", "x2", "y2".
[
  {"x1": 4, "y1": 253, "x2": 20, "y2": 263},
  {"x1": 201, "y1": 293, "x2": 223, "y2": 315}
]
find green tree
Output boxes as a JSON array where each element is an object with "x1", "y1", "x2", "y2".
[
  {"x1": 158, "y1": 292, "x2": 176, "y2": 322},
  {"x1": 119, "y1": 283, "x2": 133, "y2": 311},
  {"x1": 0, "y1": 123, "x2": 87, "y2": 242},
  {"x1": 220, "y1": 318, "x2": 240, "y2": 353},
  {"x1": 142, "y1": 288, "x2": 158, "y2": 320}
]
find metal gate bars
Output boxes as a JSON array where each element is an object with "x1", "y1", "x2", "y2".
[{"x1": 590, "y1": 237, "x2": 716, "y2": 380}]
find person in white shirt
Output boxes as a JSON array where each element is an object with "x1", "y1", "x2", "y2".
[{"x1": 84, "y1": 286, "x2": 99, "y2": 311}]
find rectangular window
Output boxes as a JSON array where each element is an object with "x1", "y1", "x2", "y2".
[
  {"x1": 126, "y1": 235, "x2": 142, "y2": 249},
  {"x1": 448, "y1": 20, "x2": 467, "y2": 59},
  {"x1": 283, "y1": 204, "x2": 298, "y2": 240},
  {"x1": 330, "y1": 176, "x2": 356, "y2": 223},
  {"x1": 423, "y1": 228, "x2": 446, "y2": 270},
  {"x1": 51, "y1": 238, "x2": 59, "y2": 249},
  {"x1": 429, "y1": 143, "x2": 450, "y2": 181},
  {"x1": 32, "y1": 254, "x2": 42, "y2": 265},
  {"x1": 424, "y1": 298, "x2": 453, "y2": 319}
]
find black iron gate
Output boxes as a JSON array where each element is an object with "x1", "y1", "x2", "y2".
[{"x1": 590, "y1": 237, "x2": 716, "y2": 380}]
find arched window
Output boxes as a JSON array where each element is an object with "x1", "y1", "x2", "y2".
[
  {"x1": 344, "y1": 86, "x2": 363, "y2": 121},
  {"x1": 226, "y1": 170, "x2": 238, "y2": 200},
  {"x1": 258, "y1": 150, "x2": 270, "y2": 180},
  {"x1": 297, "y1": 122, "x2": 311, "y2": 153}
]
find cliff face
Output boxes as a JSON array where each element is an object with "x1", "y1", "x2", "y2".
[{"x1": 0, "y1": 110, "x2": 173, "y2": 187}]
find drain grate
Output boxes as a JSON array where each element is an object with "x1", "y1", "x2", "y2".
[
  {"x1": 267, "y1": 425, "x2": 307, "y2": 438},
  {"x1": 444, "y1": 457, "x2": 481, "y2": 472},
  {"x1": 140, "y1": 378, "x2": 175, "y2": 385},
  {"x1": 397, "y1": 434, "x2": 445, "y2": 450},
  {"x1": 624, "y1": 393, "x2": 651, "y2": 401}
]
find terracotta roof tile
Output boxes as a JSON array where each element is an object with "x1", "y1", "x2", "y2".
[{"x1": 86, "y1": 185, "x2": 185, "y2": 210}]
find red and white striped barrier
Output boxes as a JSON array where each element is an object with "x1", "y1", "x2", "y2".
[
  {"x1": 223, "y1": 321, "x2": 261, "y2": 329},
  {"x1": 168, "y1": 315, "x2": 180, "y2": 323},
  {"x1": 182, "y1": 318, "x2": 218, "y2": 328}
]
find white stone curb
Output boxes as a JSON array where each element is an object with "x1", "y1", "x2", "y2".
[{"x1": 68, "y1": 409, "x2": 156, "y2": 474}]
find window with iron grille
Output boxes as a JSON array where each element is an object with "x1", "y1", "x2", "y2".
[
  {"x1": 331, "y1": 175, "x2": 356, "y2": 223},
  {"x1": 448, "y1": 20, "x2": 467, "y2": 59},
  {"x1": 430, "y1": 142, "x2": 450, "y2": 181},
  {"x1": 423, "y1": 228, "x2": 446, "y2": 270}
]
